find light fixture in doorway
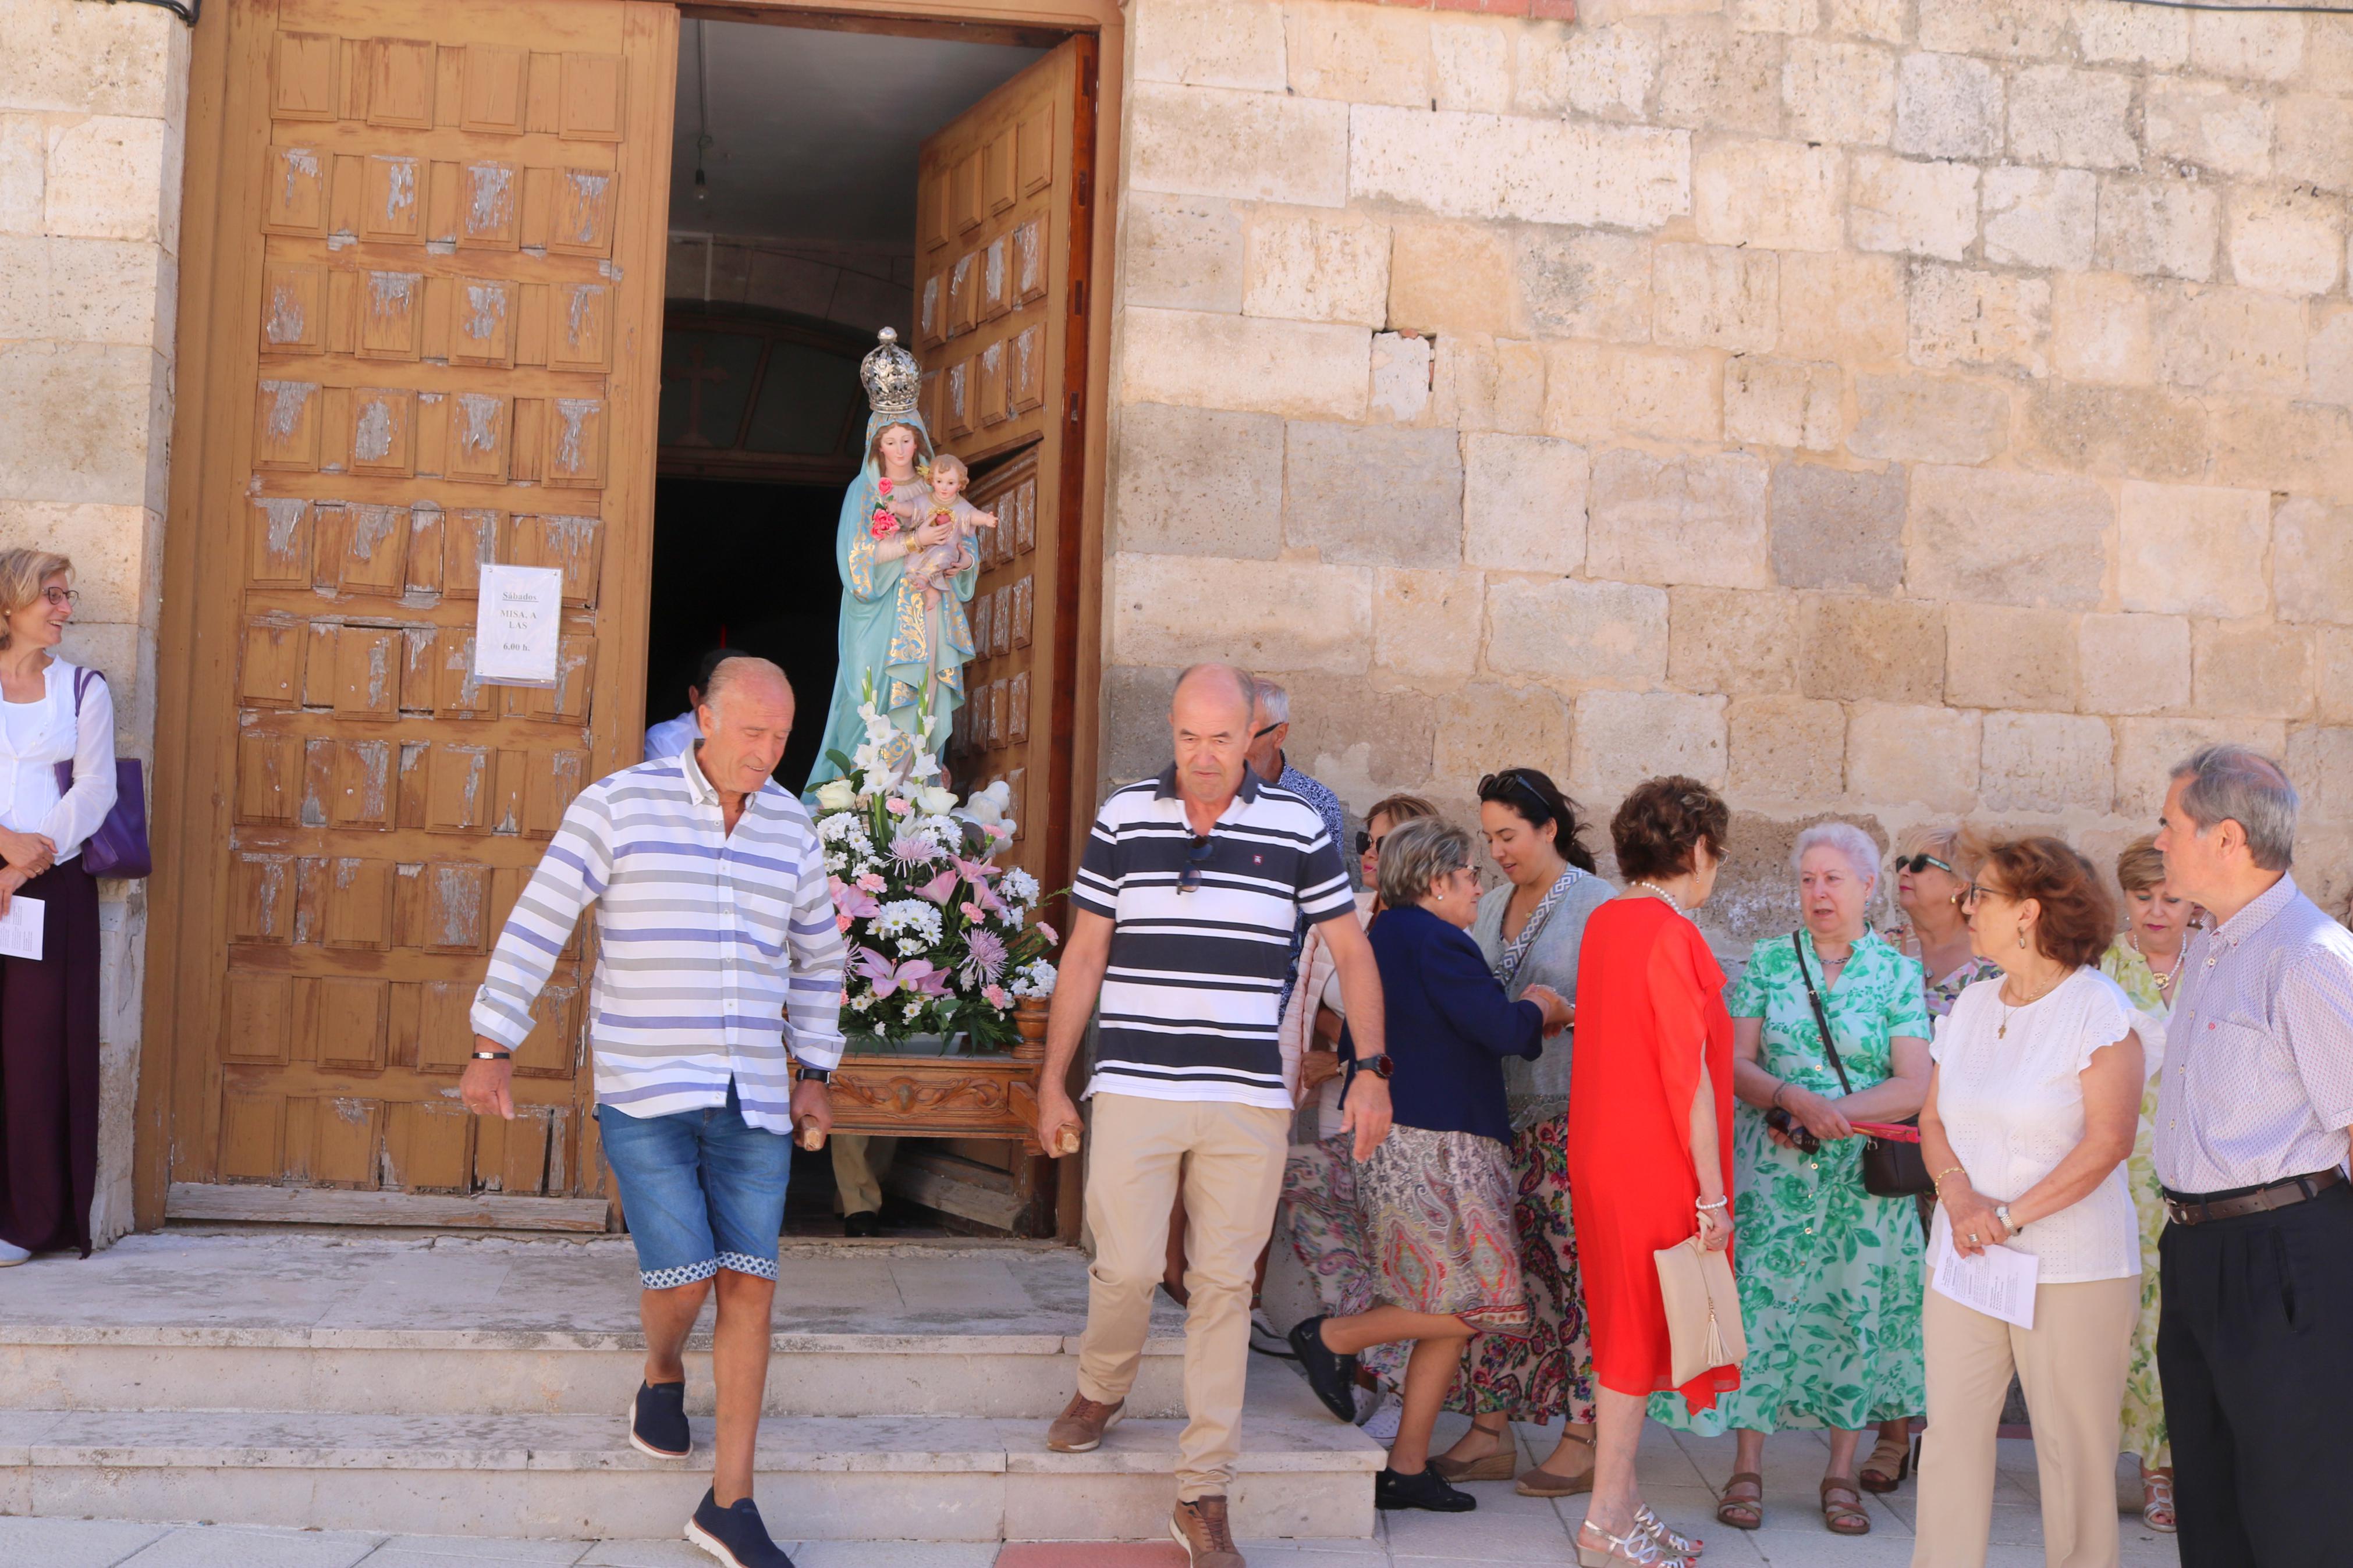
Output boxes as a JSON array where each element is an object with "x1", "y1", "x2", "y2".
[{"x1": 691, "y1": 19, "x2": 715, "y2": 205}]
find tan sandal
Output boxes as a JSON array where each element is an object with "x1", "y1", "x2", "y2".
[
  {"x1": 1430, "y1": 1448, "x2": 1517, "y2": 1482},
  {"x1": 1715, "y1": 1471, "x2": 1763, "y2": 1530},
  {"x1": 1515, "y1": 1428, "x2": 1596, "y2": 1496},
  {"x1": 1820, "y1": 1477, "x2": 1871, "y2": 1535},
  {"x1": 1859, "y1": 1431, "x2": 1911, "y2": 1493}
]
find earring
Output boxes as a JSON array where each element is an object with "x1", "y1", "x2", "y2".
[{"x1": 2017, "y1": 929, "x2": 2027, "y2": 950}]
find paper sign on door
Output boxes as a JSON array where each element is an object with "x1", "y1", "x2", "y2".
[
  {"x1": 0, "y1": 895, "x2": 45, "y2": 961},
  {"x1": 474, "y1": 563, "x2": 565, "y2": 686}
]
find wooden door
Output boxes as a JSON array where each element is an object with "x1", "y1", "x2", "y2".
[
  {"x1": 160, "y1": 0, "x2": 675, "y2": 1227},
  {"x1": 920, "y1": 37, "x2": 1095, "y2": 891}
]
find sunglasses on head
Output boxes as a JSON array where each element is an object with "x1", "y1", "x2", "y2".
[
  {"x1": 1894, "y1": 854, "x2": 1953, "y2": 875},
  {"x1": 1177, "y1": 833, "x2": 1216, "y2": 895},
  {"x1": 1478, "y1": 769, "x2": 1551, "y2": 813}
]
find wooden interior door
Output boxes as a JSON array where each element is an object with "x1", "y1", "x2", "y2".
[
  {"x1": 919, "y1": 37, "x2": 1095, "y2": 891},
  {"x1": 161, "y1": 0, "x2": 675, "y2": 1227}
]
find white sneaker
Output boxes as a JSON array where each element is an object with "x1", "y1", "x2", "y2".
[
  {"x1": 1360, "y1": 1390, "x2": 1400, "y2": 1439},
  {"x1": 0, "y1": 1240, "x2": 30, "y2": 1267},
  {"x1": 1248, "y1": 1307, "x2": 1292, "y2": 1359}
]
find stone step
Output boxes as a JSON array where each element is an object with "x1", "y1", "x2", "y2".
[{"x1": 0, "y1": 1407, "x2": 1380, "y2": 1542}]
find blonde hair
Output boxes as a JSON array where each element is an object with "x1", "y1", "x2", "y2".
[
  {"x1": 927, "y1": 452, "x2": 970, "y2": 485},
  {"x1": 2115, "y1": 833, "x2": 2167, "y2": 894},
  {"x1": 1892, "y1": 822, "x2": 1990, "y2": 877},
  {"x1": 0, "y1": 550, "x2": 72, "y2": 651}
]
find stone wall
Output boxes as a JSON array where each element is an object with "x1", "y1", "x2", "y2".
[
  {"x1": 1102, "y1": 0, "x2": 2353, "y2": 946},
  {"x1": 0, "y1": 0, "x2": 187, "y2": 1240}
]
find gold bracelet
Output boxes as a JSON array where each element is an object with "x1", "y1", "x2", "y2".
[{"x1": 1931, "y1": 1165, "x2": 1965, "y2": 1191}]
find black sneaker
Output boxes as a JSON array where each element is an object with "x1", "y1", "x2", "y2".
[
  {"x1": 629, "y1": 1378, "x2": 691, "y2": 1460},
  {"x1": 686, "y1": 1488, "x2": 796, "y2": 1568},
  {"x1": 1287, "y1": 1314, "x2": 1358, "y2": 1423},
  {"x1": 1376, "y1": 1465, "x2": 1478, "y2": 1513}
]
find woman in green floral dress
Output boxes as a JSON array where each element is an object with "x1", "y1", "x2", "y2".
[
  {"x1": 1658, "y1": 824, "x2": 1932, "y2": 1538},
  {"x1": 2098, "y1": 835, "x2": 2189, "y2": 1534}
]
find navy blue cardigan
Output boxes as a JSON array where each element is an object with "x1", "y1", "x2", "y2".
[{"x1": 1340, "y1": 904, "x2": 1546, "y2": 1144}]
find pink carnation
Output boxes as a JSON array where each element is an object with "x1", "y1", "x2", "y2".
[
  {"x1": 836, "y1": 913, "x2": 853, "y2": 933},
  {"x1": 885, "y1": 798, "x2": 911, "y2": 816},
  {"x1": 984, "y1": 984, "x2": 1010, "y2": 1009},
  {"x1": 1036, "y1": 921, "x2": 1059, "y2": 945},
  {"x1": 856, "y1": 872, "x2": 887, "y2": 894}
]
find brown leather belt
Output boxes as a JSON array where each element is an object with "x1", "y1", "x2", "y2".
[{"x1": 2163, "y1": 1168, "x2": 2343, "y2": 1226}]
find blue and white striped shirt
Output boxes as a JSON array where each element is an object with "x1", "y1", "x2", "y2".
[{"x1": 470, "y1": 745, "x2": 847, "y2": 1133}]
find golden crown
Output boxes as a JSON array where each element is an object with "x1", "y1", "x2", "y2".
[{"x1": 860, "y1": 326, "x2": 922, "y2": 417}]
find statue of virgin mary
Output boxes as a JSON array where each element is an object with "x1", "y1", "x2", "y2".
[{"x1": 806, "y1": 329, "x2": 981, "y2": 791}]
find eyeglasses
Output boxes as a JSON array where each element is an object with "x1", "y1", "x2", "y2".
[
  {"x1": 1177, "y1": 833, "x2": 1216, "y2": 895},
  {"x1": 1894, "y1": 854, "x2": 1952, "y2": 875},
  {"x1": 1354, "y1": 829, "x2": 1388, "y2": 857},
  {"x1": 1957, "y1": 882, "x2": 2006, "y2": 909},
  {"x1": 40, "y1": 587, "x2": 77, "y2": 609},
  {"x1": 1251, "y1": 722, "x2": 1282, "y2": 741}
]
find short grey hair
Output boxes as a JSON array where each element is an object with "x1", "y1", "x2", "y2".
[
  {"x1": 1173, "y1": 662, "x2": 1257, "y2": 726},
  {"x1": 1791, "y1": 821, "x2": 1881, "y2": 893},
  {"x1": 1377, "y1": 817, "x2": 1474, "y2": 911},
  {"x1": 2171, "y1": 744, "x2": 2298, "y2": 870},
  {"x1": 702, "y1": 655, "x2": 790, "y2": 710},
  {"x1": 1252, "y1": 678, "x2": 1290, "y2": 725}
]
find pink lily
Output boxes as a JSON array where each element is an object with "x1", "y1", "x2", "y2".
[
  {"x1": 833, "y1": 880, "x2": 881, "y2": 920},
  {"x1": 915, "y1": 868, "x2": 960, "y2": 904},
  {"x1": 854, "y1": 947, "x2": 951, "y2": 998}
]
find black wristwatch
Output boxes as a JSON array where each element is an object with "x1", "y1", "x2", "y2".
[
  {"x1": 1345, "y1": 1053, "x2": 1394, "y2": 1080},
  {"x1": 796, "y1": 1065, "x2": 831, "y2": 1084}
]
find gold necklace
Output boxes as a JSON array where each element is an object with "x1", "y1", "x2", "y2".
[{"x1": 1997, "y1": 970, "x2": 2067, "y2": 1038}]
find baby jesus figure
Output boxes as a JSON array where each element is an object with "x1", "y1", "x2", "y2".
[{"x1": 882, "y1": 453, "x2": 997, "y2": 599}]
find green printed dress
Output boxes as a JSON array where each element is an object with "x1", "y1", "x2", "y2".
[
  {"x1": 1655, "y1": 929, "x2": 1932, "y2": 1435},
  {"x1": 2101, "y1": 937, "x2": 2173, "y2": 1470}
]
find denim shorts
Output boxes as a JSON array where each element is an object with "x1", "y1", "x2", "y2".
[{"x1": 597, "y1": 1080, "x2": 791, "y2": 1290}]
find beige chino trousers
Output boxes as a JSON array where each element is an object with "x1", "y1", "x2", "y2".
[
  {"x1": 1912, "y1": 1272, "x2": 2140, "y2": 1568},
  {"x1": 1076, "y1": 1092, "x2": 1291, "y2": 1501}
]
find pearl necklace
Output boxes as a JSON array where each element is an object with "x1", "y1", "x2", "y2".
[
  {"x1": 2132, "y1": 934, "x2": 2187, "y2": 996},
  {"x1": 1633, "y1": 880, "x2": 1690, "y2": 916}
]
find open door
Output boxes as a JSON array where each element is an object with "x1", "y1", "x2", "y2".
[{"x1": 155, "y1": 0, "x2": 675, "y2": 1226}]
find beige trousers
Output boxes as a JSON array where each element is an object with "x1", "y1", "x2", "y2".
[
  {"x1": 829, "y1": 1134, "x2": 897, "y2": 1217},
  {"x1": 1912, "y1": 1272, "x2": 2139, "y2": 1568},
  {"x1": 1076, "y1": 1092, "x2": 1290, "y2": 1501}
]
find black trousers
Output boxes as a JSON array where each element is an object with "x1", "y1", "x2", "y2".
[{"x1": 2158, "y1": 1181, "x2": 2353, "y2": 1568}]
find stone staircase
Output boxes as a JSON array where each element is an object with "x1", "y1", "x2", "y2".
[{"x1": 0, "y1": 1233, "x2": 1379, "y2": 1542}]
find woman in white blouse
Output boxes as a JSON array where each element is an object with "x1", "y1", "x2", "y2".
[
  {"x1": 1913, "y1": 836, "x2": 2152, "y2": 1568},
  {"x1": 0, "y1": 551, "x2": 119, "y2": 1267}
]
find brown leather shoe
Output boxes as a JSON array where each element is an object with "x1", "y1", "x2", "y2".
[
  {"x1": 1044, "y1": 1391, "x2": 1124, "y2": 1452},
  {"x1": 1171, "y1": 1494, "x2": 1245, "y2": 1567}
]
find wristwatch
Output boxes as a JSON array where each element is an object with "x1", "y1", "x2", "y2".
[
  {"x1": 1346, "y1": 1053, "x2": 1394, "y2": 1080},
  {"x1": 1994, "y1": 1203, "x2": 2021, "y2": 1233},
  {"x1": 470, "y1": 1049, "x2": 512, "y2": 1062},
  {"x1": 796, "y1": 1065, "x2": 832, "y2": 1084}
]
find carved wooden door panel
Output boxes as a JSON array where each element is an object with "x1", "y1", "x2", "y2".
[
  {"x1": 166, "y1": 0, "x2": 675, "y2": 1225},
  {"x1": 918, "y1": 37, "x2": 1094, "y2": 888}
]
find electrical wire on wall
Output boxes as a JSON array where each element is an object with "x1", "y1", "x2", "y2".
[
  {"x1": 692, "y1": 19, "x2": 715, "y2": 207},
  {"x1": 80, "y1": 0, "x2": 199, "y2": 23}
]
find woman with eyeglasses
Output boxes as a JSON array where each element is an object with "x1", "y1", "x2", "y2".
[
  {"x1": 1426, "y1": 767, "x2": 1615, "y2": 1498},
  {"x1": 0, "y1": 552, "x2": 117, "y2": 1268}
]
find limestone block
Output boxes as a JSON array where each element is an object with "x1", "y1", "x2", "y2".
[
  {"x1": 1736, "y1": 0, "x2": 1822, "y2": 34},
  {"x1": 44, "y1": 116, "x2": 171, "y2": 244},
  {"x1": 1120, "y1": 308, "x2": 1369, "y2": 421},
  {"x1": 1389, "y1": 223, "x2": 1518, "y2": 336},
  {"x1": 2273, "y1": 497, "x2": 2353, "y2": 625},
  {"x1": 1112, "y1": 403, "x2": 1286, "y2": 559},
  {"x1": 1802, "y1": 593, "x2": 1947, "y2": 703},
  {"x1": 1350, "y1": 106, "x2": 1691, "y2": 230},
  {"x1": 1518, "y1": 230, "x2": 1652, "y2": 342},
  {"x1": 1464, "y1": 432, "x2": 1588, "y2": 574},
  {"x1": 1485, "y1": 575, "x2": 1669, "y2": 688},
  {"x1": 1431, "y1": 681, "x2": 1572, "y2": 785},
  {"x1": 1944, "y1": 603, "x2": 2078, "y2": 710},
  {"x1": 1432, "y1": 335, "x2": 1546, "y2": 436},
  {"x1": 1917, "y1": 0, "x2": 2072, "y2": 59},
  {"x1": 2050, "y1": 272, "x2": 2154, "y2": 385},
  {"x1": 1243, "y1": 210, "x2": 1389, "y2": 326},
  {"x1": 1894, "y1": 52, "x2": 2004, "y2": 161},
  {"x1": 1850, "y1": 154, "x2": 1979, "y2": 262},
  {"x1": 1122, "y1": 194, "x2": 1246, "y2": 314},
  {"x1": 1777, "y1": 253, "x2": 1907, "y2": 364},
  {"x1": 1729, "y1": 696, "x2": 1847, "y2": 800},
  {"x1": 1694, "y1": 139, "x2": 1844, "y2": 253},
  {"x1": 1906, "y1": 464, "x2": 2111, "y2": 609},
  {"x1": 1284, "y1": 1, "x2": 1433, "y2": 108},
  {"x1": 2193, "y1": 622, "x2": 2313, "y2": 718},
  {"x1": 1653, "y1": 244, "x2": 1779, "y2": 354},
  {"x1": 1369, "y1": 332, "x2": 1432, "y2": 424},
  {"x1": 2015, "y1": 381, "x2": 2208, "y2": 485},
  {"x1": 1514, "y1": 23, "x2": 1660, "y2": 120},
  {"x1": 2319, "y1": 628, "x2": 2353, "y2": 724},
  {"x1": 1573, "y1": 689, "x2": 1729, "y2": 797},
  {"x1": 1668, "y1": 586, "x2": 1801, "y2": 695},
  {"x1": 0, "y1": 116, "x2": 42, "y2": 236},
  {"x1": 1980, "y1": 712, "x2": 2114, "y2": 814},
  {"x1": 2226, "y1": 188, "x2": 2345, "y2": 298},
  {"x1": 1131, "y1": 0, "x2": 1290, "y2": 91},
  {"x1": 2006, "y1": 65, "x2": 2137, "y2": 170},
  {"x1": 2316, "y1": 307, "x2": 2353, "y2": 407},
  {"x1": 1724, "y1": 358, "x2": 1842, "y2": 451},
  {"x1": 1268, "y1": 675, "x2": 1435, "y2": 799},
  {"x1": 2144, "y1": 80, "x2": 2276, "y2": 181},
  {"x1": 1657, "y1": 18, "x2": 1786, "y2": 135},
  {"x1": 1375, "y1": 568, "x2": 1484, "y2": 681},
  {"x1": 18, "y1": 236, "x2": 169, "y2": 348},
  {"x1": 1431, "y1": 19, "x2": 1513, "y2": 114},
  {"x1": 2118, "y1": 480, "x2": 2272, "y2": 617},
  {"x1": 0, "y1": 341, "x2": 161, "y2": 507},
  {"x1": 1907, "y1": 264, "x2": 2049, "y2": 375},
  {"x1": 1847, "y1": 703, "x2": 1980, "y2": 812},
  {"x1": 2288, "y1": 727, "x2": 2353, "y2": 827},
  {"x1": 1589, "y1": 448, "x2": 1773, "y2": 589},
  {"x1": 0, "y1": 0, "x2": 184, "y2": 118},
  {"x1": 1848, "y1": 373, "x2": 2010, "y2": 464},
  {"x1": 0, "y1": 235, "x2": 42, "y2": 337},
  {"x1": 1284, "y1": 421, "x2": 1463, "y2": 568},
  {"x1": 2205, "y1": 396, "x2": 2353, "y2": 502},
  {"x1": 2074, "y1": 2, "x2": 2188, "y2": 68},
  {"x1": 0, "y1": 500, "x2": 159, "y2": 625},
  {"x1": 2155, "y1": 287, "x2": 2306, "y2": 395},
  {"x1": 1784, "y1": 40, "x2": 1896, "y2": 147},
  {"x1": 1542, "y1": 342, "x2": 1720, "y2": 444},
  {"x1": 2309, "y1": 17, "x2": 2353, "y2": 90},
  {"x1": 1770, "y1": 463, "x2": 1905, "y2": 592},
  {"x1": 1825, "y1": 0, "x2": 1907, "y2": 44},
  {"x1": 1579, "y1": 0, "x2": 1724, "y2": 22},
  {"x1": 2095, "y1": 176, "x2": 2222, "y2": 282},
  {"x1": 2190, "y1": 12, "x2": 2305, "y2": 82},
  {"x1": 1110, "y1": 553, "x2": 1374, "y2": 674},
  {"x1": 1128, "y1": 83, "x2": 1349, "y2": 207},
  {"x1": 2277, "y1": 95, "x2": 2353, "y2": 194},
  {"x1": 1981, "y1": 166, "x2": 2098, "y2": 272},
  {"x1": 2080, "y1": 613, "x2": 2191, "y2": 716},
  {"x1": 2116, "y1": 716, "x2": 2287, "y2": 819}
]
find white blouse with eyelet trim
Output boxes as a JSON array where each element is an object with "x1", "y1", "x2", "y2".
[{"x1": 0, "y1": 657, "x2": 117, "y2": 863}]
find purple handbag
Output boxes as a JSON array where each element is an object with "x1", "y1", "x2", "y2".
[{"x1": 52, "y1": 665, "x2": 151, "y2": 879}]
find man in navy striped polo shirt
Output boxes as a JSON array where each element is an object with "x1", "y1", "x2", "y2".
[{"x1": 1034, "y1": 663, "x2": 1390, "y2": 1568}]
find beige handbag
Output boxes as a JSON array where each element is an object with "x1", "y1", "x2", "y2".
[{"x1": 1652, "y1": 1233, "x2": 1747, "y2": 1387}]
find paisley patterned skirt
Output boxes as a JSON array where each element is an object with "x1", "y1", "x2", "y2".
[
  {"x1": 1355, "y1": 1125, "x2": 1531, "y2": 1334},
  {"x1": 1284, "y1": 1135, "x2": 1407, "y2": 1389},
  {"x1": 1451, "y1": 1110, "x2": 1599, "y2": 1423}
]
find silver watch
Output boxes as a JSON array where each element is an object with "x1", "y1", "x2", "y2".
[{"x1": 1995, "y1": 1203, "x2": 2020, "y2": 1233}]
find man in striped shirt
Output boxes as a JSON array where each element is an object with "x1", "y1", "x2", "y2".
[
  {"x1": 1034, "y1": 663, "x2": 1390, "y2": 1568},
  {"x1": 462, "y1": 656, "x2": 840, "y2": 1568}
]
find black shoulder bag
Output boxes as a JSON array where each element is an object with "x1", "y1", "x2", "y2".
[{"x1": 1792, "y1": 933, "x2": 1930, "y2": 1198}]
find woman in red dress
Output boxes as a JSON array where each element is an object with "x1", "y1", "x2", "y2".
[{"x1": 1567, "y1": 777, "x2": 1739, "y2": 1568}]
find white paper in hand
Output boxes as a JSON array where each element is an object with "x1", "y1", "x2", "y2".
[
  {"x1": 474, "y1": 563, "x2": 565, "y2": 686},
  {"x1": 1931, "y1": 1228, "x2": 2039, "y2": 1329},
  {"x1": 0, "y1": 895, "x2": 45, "y2": 961}
]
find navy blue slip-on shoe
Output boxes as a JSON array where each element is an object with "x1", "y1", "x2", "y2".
[
  {"x1": 1287, "y1": 1314, "x2": 1360, "y2": 1423},
  {"x1": 686, "y1": 1487, "x2": 796, "y2": 1568},
  {"x1": 629, "y1": 1378, "x2": 691, "y2": 1460}
]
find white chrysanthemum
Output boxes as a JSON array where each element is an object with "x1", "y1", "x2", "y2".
[
  {"x1": 902, "y1": 999, "x2": 923, "y2": 1021},
  {"x1": 1010, "y1": 958, "x2": 1058, "y2": 998},
  {"x1": 875, "y1": 899, "x2": 944, "y2": 947},
  {"x1": 849, "y1": 993, "x2": 874, "y2": 1012},
  {"x1": 1002, "y1": 868, "x2": 1041, "y2": 904}
]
